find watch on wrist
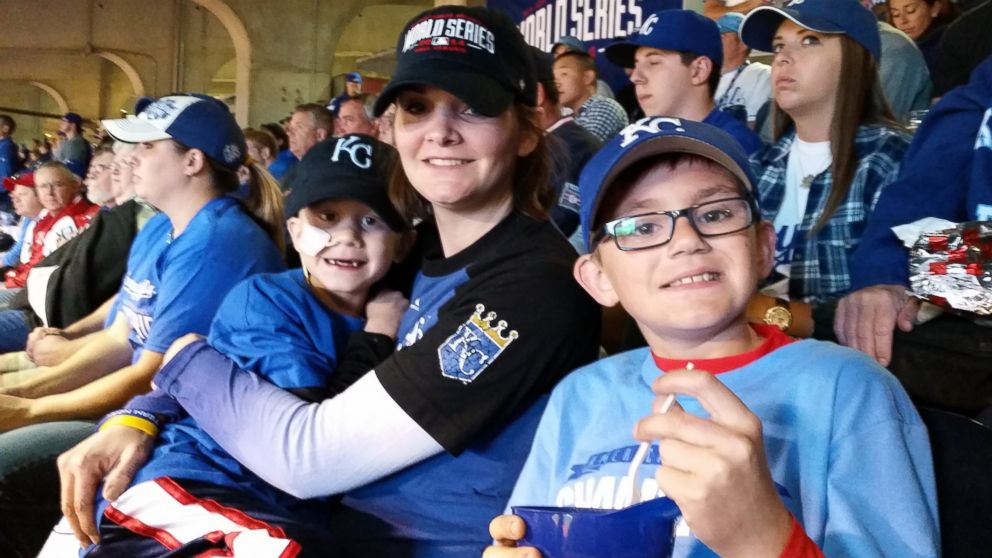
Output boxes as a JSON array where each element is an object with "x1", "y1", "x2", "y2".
[{"x1": 763, "y1": 297, "x2": 793, "y2": 331}]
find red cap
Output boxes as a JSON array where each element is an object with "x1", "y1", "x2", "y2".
[{"x1": 3, "y1": 172, "x2": 35, "y2": 192}]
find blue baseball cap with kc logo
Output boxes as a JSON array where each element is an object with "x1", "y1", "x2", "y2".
[
  {"x1": 605, "y1": 9, "x2": 723, "y2": 70},
  {"x1": 578, "y1": 118, "x2": 758, "y2": 252},
  {"x1": 101, "y1": 94, "x2": 246, "y2": 172},
  {"x1": 740, "y1": 0, "x2": 881, "y2": 60}
]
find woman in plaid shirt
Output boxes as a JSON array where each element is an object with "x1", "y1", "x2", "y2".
[{"x1": 741, "y1": 0, "x2": 911, "y2": 305}]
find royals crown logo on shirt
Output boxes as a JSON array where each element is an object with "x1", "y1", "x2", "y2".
[{"x1": 438, "y1": 303, "x2": 518, "y2": 383}]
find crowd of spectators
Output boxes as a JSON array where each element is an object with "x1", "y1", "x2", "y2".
[{"x1": 0, "y1": 0, "x2": 989, "y2": 556}]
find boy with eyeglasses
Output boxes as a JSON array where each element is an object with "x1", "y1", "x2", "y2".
[{"x1": 485, "y1": 119, "x2": 938, "y2": 557}]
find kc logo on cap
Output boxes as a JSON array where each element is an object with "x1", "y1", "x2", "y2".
[
  {"x1": 331, "y1": 136, "x2": 373, "y2": 169},
  {"x1": 619, "y1": 117, "x2": 687, "y2": 148}
]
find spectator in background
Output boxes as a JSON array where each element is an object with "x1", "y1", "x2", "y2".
[
  {"x1": 282, "y1": 104, "x2": 334, "y2": 190},
  {"x1": 887, "y1": 0, "x2": 958, "y2": 71},
  {"x1": 0, "y1": 173, "x2": 41, "y2": 273},
  {"x1": 931, "y1": 0, "x2": 992, "y2": 98},
  {"x1": 714, "y1": 13, "x2": 771, "y2": 127},
  {"x1": 376, "y1": 103, "x2": 397, "y2": 146},
  {"x1": 333, "y1": 96, "x2": 376, "y2": 137},
  {"x1": 327, "y1": 71, "x2": 364, "y2": 116},
  {"x1": 530, "y1": 46, "x2": 603, "y2": 240},
  {"x1": 552, "y1": 35, "x2": 616, "y2": 99},
  {"x1": 554, "y1": 51, "x2": 628, "y2": 142},
  {"x1": 260, "y1": 122, "x2": 296, "y2": 181},
  {"x1": 875, "y1": 19, "x2": 932, "y2": 122},
  {"x1": 244, "y1": 128, "x2": 277, "y2": 170},
  {"x1": 831, "y1": 56, "x2": 992, "y2": 416},
  {"x1": 54, "y1": 113, "x2": 91, "y2": 171},
  {"x1": 742, "y1": 0, "x2": 910, "y2": 306},
  {"x1": 2, "y1": 162, "x2": 96, "y2": 299},
  {"x1": 605, "y1": 9, "x2": 764, "y2": 155},
  {"x1": 0, "y1": 115, "x2": 22, "y2": 182},
  {"x1": 83, "y1": 145, "x2": 116, "y2": 208}
]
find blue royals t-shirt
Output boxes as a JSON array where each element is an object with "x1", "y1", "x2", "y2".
[
  {"x1": 124, "y1": 269, "x2": 364, "y2": 512},
  {"x1": 116, "y1": 195, "x2": 284, "y2": 361}
]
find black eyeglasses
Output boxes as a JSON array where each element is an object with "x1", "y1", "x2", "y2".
[{"x1": 599, "y1": 196, "x2": 758, "y2": 252}]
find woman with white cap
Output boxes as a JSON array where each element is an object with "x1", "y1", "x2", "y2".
[
  {"x1": 57, "y1": 7, "x2": 600, "y2": 557},
  {"x1": 0, "y1": 94, "x2": 285, "y2": 557},
  {"x1": 741, "y1": 0, "x2": 911, "y2": 313}
]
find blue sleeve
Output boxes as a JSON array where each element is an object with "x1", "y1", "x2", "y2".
[
  {"x1": 142, "y1": 239, "x2": 282, "y2": 354},
  {"x1": 850, "y1": 60, "x2": 992, "y2": 290},
  {"x1": 0, "y1": 219, "x2": 27, "y2": 267},
  {"x1": 207, "y1": 275, "x2": 340, "y2": 390},
  {"x1": 0, "y1": 141, "x2": 18, "y2": 179}
]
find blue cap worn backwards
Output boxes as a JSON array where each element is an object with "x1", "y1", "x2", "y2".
[
  {"x1": 605, "y1": 9, "x2": 723, "y2": 70},
  {"x1": 100, "y1": 94, "x2": 246, "y2": 172},
  {"x1": 740, "y1": 0, "x2": 881, "y2": 60},
  {"x1": 578, "y1": 118, "x2": 758, "y2": 252}
]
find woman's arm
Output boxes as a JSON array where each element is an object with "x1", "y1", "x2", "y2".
[
  {"x1": 7, "y1": 314, "x2": 132, "y2": 398},
  {"x1": 155, "y1": 340, "x2": 441, "y2": 498}
]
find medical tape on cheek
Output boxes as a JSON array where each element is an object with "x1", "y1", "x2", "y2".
[{"x1": 296, "y1": 223, "x2": 332, "y2": 256}]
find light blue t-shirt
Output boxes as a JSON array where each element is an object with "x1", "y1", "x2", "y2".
[{"x1": 507, "y1": 340, "x2": 939, "y2": 557}]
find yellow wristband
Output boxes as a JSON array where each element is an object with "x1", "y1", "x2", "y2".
[{"x1": 99, "y1": 415, "x2": 159, "y2": 437}]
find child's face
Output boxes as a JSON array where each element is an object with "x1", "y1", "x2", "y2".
[
  {"x1": 575, "y1": 159, "x2": 775, "y2": 344},
  {"x1": 288, "y1": 198, "x2": 406, "y2": 312}
]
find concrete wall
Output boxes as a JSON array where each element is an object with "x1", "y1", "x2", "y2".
[{"x1": 0, "y1": 0, "x2": 456, "y2": 138}]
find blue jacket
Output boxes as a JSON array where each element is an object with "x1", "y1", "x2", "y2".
[{"x1": 851, "y1": 56, "x2": 992, "y2": 290}]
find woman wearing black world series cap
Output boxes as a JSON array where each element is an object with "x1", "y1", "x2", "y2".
[{"x1": 57, "y1": 6, "x2": 601, "y2": 557}]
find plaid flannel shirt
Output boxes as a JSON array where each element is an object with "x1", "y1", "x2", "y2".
[
  {"x1": 575, "y1": 95, "x2": 629, "y2": 143},
  {"x1": 751, "y1": 125, "x2": 911, "y2": 304}
]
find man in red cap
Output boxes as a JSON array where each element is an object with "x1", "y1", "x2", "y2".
[{"x1": 0, "y1": 172, "x2": 42, "y2": 272}]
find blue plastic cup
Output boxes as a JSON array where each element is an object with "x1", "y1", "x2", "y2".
[{"x1": 512, "y1": 497, "x2": 681, "y2": 558}]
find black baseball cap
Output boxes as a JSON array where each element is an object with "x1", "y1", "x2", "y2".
[
  {"x1": 284, "y1": 134, "x2": 408, "y2": 231},
  {"x1": 373, "y1": 5, "x2": 537, "y2": 117}
]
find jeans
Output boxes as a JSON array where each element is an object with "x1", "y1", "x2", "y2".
[
  {"x1": 0, "y1": 421, "x2": 95, "y2": 558},
  {"x1": 0, "y1": 308, "x2": 30, "y2": 353}
]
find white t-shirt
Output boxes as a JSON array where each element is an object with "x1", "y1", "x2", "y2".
[
  {"x1": 714, "y1": 62, "x2": 772, "y2": 122},
  {"x1": 767, "y1": 138, "x2": 832, "y2": 298}
]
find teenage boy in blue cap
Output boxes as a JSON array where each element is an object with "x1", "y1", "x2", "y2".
[
  {"x1": 485, "y1": 118, "x2": 938, "y2": 557},
  {"x1": 605, "y1": 10, "x2": 763, "y2": 155}
]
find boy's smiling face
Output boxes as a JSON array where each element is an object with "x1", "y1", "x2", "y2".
[
  {"x1": 576, "y1": 157, "x2": 775, "y2": 350},
  {"x1": 287, "y1": 198, "x2": 407, "y2": 315}
]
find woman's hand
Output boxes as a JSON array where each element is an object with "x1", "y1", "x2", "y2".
[
  {"x1": 57, "y1": 426, "x2": 155, "y2": 547},
  {"x1": 482, "y1": 515, "x2": 541, "y2": 558},
  {"x1": 634, "y1": 369, "x2": 792, "y2": 558},
  {"x1": 364, "y1": 290, "x2": 409, "y2": 339}
]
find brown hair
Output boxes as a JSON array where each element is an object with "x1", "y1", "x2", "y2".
[
  {"x1": 35, "y1": 160, "x2": 82, "y2": 183},
  {"x1": 772, "y1": 36, "x2": 899, "y2": 233},
  {"x1": 243, "y1": 128, "x2": 277, "y2": 161},
  {"x1": 172, "y1": 141, "x2": 285, "y2": 252},
  {"x1": 388, "y1": 103, "x2": 553, "y2": 223}
]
